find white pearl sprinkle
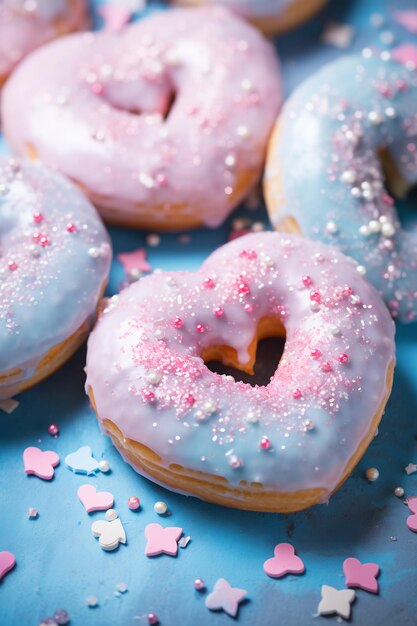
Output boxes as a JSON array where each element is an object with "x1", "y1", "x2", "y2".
[
  {"x1": 368, "y1": 220, "x2": 381, "y2": 233},
  {"x1": 146, "y1": 233, "x2": 160, "y2": 247},
  {"x1": 359, "y1": 225, "x2": 370, "y2": 237},
  {"x1": 86, "y1": 596, "x2": 98, "y2": 607},
  {"x1": 154, "y1": 501, "x2": 168, "y2": 515},
  {"x1": 225, "y1": 154, "x2": 236, "y2": 168},
  {"x1": 356, "y1": 265, "x2": 367, "y2": 275},
  {"x1": 98, "y1": 459, "x2": 110, "y2": 473},
  {"x1": 340, "y1": 169, "x2": 356, "y2": 184},
  {"x1": 325, "y1": 221, "x2": 338, "y2": 234},
  {"x1": 204, "y1": 400, "x2": 217, "y2": 414},
  {"x1": 241, "y1": 78, "x2": 253, "y2": 91},
  {"x1": 385, "y1": 106, "x2": 397, "y2": 119},
  {"x1": 381, "y1": 222, "x2": 395, "y2": 238},
  {"x1": 237, "y1": 125, "x2": 250, "y2": 138},
  {"x1": 394, "y1": 487, "x2": 404, "y2": 497},
  {"x1": 147, "y1": 372, "x2": 161, "y2": 386},
  {"x1": 368, "y1": 111, "x2": 383, "y2": 125},
  {"x1": 245, "y1": 411, "x2": 259, "y2": 424}
]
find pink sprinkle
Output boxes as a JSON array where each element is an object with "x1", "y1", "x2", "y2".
[
  {"x1": 310, "y1": 291, "x2": 321, "y2": 303},
  {"x1": 8, "y1": 261, "x2": 18, "y2": 271},
  {"x1": 143, "y1": 389, "x2": 156, "y2": 402},
  {"x1": 342, "y1": 285, "x2": 353, "y2": 297},
  {"x1": 292, "y1": 389, "x2": 302, "y2": 399},
  {"x1": 184, "y1": 393, "x2": 195, "y2": 406},
  {"x1": 203, "y1": 278, "x2": 215, "y2": 289},
  {"x1": 194, "y1": 578, "x2": 205, "y2": 591},
  {"x1": 276, "y1": 305, "x2": 287, "y2": 318},
  {"x1": 321, "y1": 361, "x2": 332, "y2": 372},
  {"x1": 338, "y1": 353, "x2": 349, "y2": 364},
  {"x1": 66, "y1": 223, "x2": 77, "y2": 233},
  {"x1": 310, "y1": 348, "x2": 322, "y2": 359},
  {"x1": 127, "y1": 496, "x2": 140, "y2": 510},
  {"x1": 214, "y1": 307, "x2": 224, "y2": 318},
  {"x1": 260, "y1": 436, "x2": 271, "y2": 451},
  {"x1": 244, "y1": 303, "x2": 253, "y2": 313},
  {"x1": 33, "y1": 212, "x2": 44, "y2": 224},
  {"x1": 238, "y1": 281, "x2": 250, "y2": 295},
  {"x1": 47, "y1": 423, "x2": 59, "y2": 437},
  {"x1": 147, "y1": 614, "x2": 158, "y2": 625},
  {"x1": 91, "y1": 82, "x2": 105, "y2": 95},
  {"x1": 302, "y1": 275, "x2": 312, "y2": 287},
  {"x1": 240, "y1": 248, "x2": 257, "y2": 260},
  {"x1": 33, "y1": 232, "x2": 50, "y2": 246},
  {"x1": 196, "y1": 324, "x2": 205, "y2": 333},
  {"x1": 156, "y1": 173, "x2": 168, "y2": 187},
  {"x1": 173, "y1": 317, "x2": 183, "y2": 329}
]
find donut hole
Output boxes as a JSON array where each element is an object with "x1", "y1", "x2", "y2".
[
  {"x1": 203, "y1": 317, "x2": 286, "y2": 387},
  {"x1": 379, "y1": 147, "x2": 417, "y2": 230},
  {"x1": 94, "y1": 81, "x2": 178, "y2": 120}
]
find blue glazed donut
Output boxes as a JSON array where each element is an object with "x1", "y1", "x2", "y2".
[{"x1": 265, "y1": 52, "x2": 417, "y2": 323}]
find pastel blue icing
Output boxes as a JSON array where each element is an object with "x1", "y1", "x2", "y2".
[
  {"x1": 265, "y1": 53, "x2": 417, "y2": 323},
  {"x1": 0, "y1": 158, "x2": 111, "y2": 384}
]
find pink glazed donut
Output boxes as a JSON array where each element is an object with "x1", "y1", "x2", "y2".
[
  {"x1": 86, "y1": 232, "x2": 395, "y2": 513},
  {"x1": 2, "y1": 7, "x2": 283, "y2": 231},
  {"x1": 0, "y1": 0, "x2": 88, "y2": 87}
]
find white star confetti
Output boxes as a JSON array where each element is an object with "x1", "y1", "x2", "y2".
[
  {"x1": 405, "y1": 463, "x2": 417, "y2": 475},
  {"x1": 317, "y1": 585, "x2": 355, "y2": 620}
]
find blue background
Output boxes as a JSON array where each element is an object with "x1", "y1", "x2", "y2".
[{"x1": 1, "y1": 1, "x2": 417, "y2": 625}]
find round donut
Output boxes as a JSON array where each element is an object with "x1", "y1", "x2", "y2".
[
  {"x1": 265, "y1": 52, "x2": 417, "y2": 323},
  {"x1": 0, "y1": 0, "x2": 88, "y2": 88},
  {"x1": 0, "y1": 157, "x2": 111, "y2": 400},
  {"x1": 1, "y1": 7, "x2": 282, "y2": 231},
  {"x1": 173, "y1": 0, "x2": 328, "y2": 36},
  {"x1": 85, "y1": 232, "x2": 395, "y2": 513}
]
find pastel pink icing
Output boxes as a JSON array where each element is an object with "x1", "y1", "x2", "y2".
[
  {"x1": 0, "y1": 0, "x2": 88, "y2": 82},
  {"x1": 2, "y1": 7, "x2": 282, "y2": 228},
  {"x1": 85, "y1": 232, "x2": 395, "y2": 500}
]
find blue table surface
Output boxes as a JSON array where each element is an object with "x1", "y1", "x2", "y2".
[{"x1": 2, "y1": 1, "x2": 417, "y2": 625}]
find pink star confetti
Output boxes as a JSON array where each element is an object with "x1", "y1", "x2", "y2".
[
  {"x1": 343, "y1": 557, "x2": 379, "y2": 593},
  {"x1": 394, "y1": 10, "x2": 417, "y2": 34},
  {"x1": 144, "y1": 523, "x2": 183, "y2": 557},
  {"x1": 406, "y1": 497, "x2": 417, "y2": 532},
  {"x1": 392, "y1": 44, "x2": 417, "y2": 69},
  {"x1": 117, "y1": 248, "x2": 151, "y2": 276},
  {"x1": 205, "y1": 578, "x2": 247, "y2": 617},
  {"x1": 263, "y1": 543, "x2": 305, "y2": 578}
]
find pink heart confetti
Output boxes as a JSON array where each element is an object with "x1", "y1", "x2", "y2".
[
  {"x1": 394, "y1": 10, "x2": 417, "y2": 35},
  {"x1": 98, "y1": 5, "x2": 132, "y2": 32},
  {"x1": 23, "y1": 446, "x2": 59, "y2": 480},
  {"x1": 263, "y1": 542, "x2": 305, "y2": 578},
  {"x1": 343, "y1": 557, "x2": 379, "y2": 593},
  {"x1": 391, "y1": 44, "x2": 417, "y2": 69},
  {"x1": 144, "y1": 523, "x2": 182, "y2": 557},
  {"x1": 78, "y1": 484, "x2": 114, "y2": 513},
  {"x1": 406, "y1": 496, "x2": 417, "y2": 532},
  {"x1": 0, "y1": 552, "x2": 15, "y2": 581},
  {"x1": 117, "y1": 248, "x2": 151, "y2": 275}
]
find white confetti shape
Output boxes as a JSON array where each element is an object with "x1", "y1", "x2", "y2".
[
  {"x1": 318, "y1": 585, "x2": 355, "y2": 620},
  {"x1": 91, "y1": 516, "x2": 126, "y2": 551}
]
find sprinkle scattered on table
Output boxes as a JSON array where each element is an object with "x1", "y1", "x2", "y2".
[
  {"x1": 321, "y1": 22, "x2": 355, "y2": 49},
  {"x1": 404, "y1": 463, "x2": 417, "y2": 475},
  {"x1": 78, "y1": 484, "x2": 114, "y2": 513},
  {"x1": 317, "y1": 585, "x2": 356, "y2": 620},
  {"x1": 23, "y1": 446, "x2": 60, "y2": 480},
  {"x1": 145, "y1": 523, "x2": 183, "y2": 557},
  {"x1": 343, "y1": 557, "x2": 379, "y2": 593},
  {"x1": 65, "y1": 446, "x2": 99, "y2": 475},
  {"x1": 117, "y1": 248, "x2": 152, "y2": 277},
  {"x1": 263, "y1": 543, "x2": 305, "y2": 578},
  {"x1": 205, "y1": 578, "x2": 247, "y2": 618},
  {"x1": 0, "y1": 398, "x2": 19, "y2": 414},
  {"x1": 91, "y1": 510, "x2": 126, "y2": 551}
]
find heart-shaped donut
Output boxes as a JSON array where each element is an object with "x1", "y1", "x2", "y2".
[
  {"x1": 86, "y1": 233, "x2": 395, "y2": 512},
  {"x1": 2, "y1": 6, "x2": 282, "y2": 231}
]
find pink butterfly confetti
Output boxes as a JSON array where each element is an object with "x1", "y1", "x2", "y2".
[
  {"x1": 0, "y1": 552, "x2": 16, "y2": 581},
  {"x1": 406, "y1": 496, "x2": 417, "y2": 532},
  {"x1": 117, "y1": 248, "x2": 151, "y2": 275},
  {"x1": 78, "y1": 484, "x2": 114, "y2": 513},
  {"x1": 145, "y1": 523, "x2": 183, "y2": 557},
  {"x1": 23, "y1": 446, "x2": 59, "y2": 480},
  {"x1": 394, "y1": 10, "x2": 417, "y2": 34},
  {"x1": 205, "y1": 578, "x2": 247, "y2": 617},
  {"x1": 263, "y1": 543, "x2": 305, "y2": 578},
  {"x1": 343, "y1": 557, "x2": 379, "y2": 594}
]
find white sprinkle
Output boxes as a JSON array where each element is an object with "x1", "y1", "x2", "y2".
[
  {"x1": 368, "y1": 220, "x2": 381, "y2": 233},
  {"x1": 116, "y1": 582, "x2": 128, "y2": 593},
  {"x1": 368, "y1": 111, "x2": 383, "y2": 125},
  {"x1": 86, "y1": 596, "x2": 98, "y2": 608},
  {"x1": 139, "y1": 172, "x2": 155, "y2": 189},
  {"x1": 147, "y1": 372, "x2": 161, "y2": 386},
  {"x1": 237, "y1": 125, "x2": 250, "y2": 138},
  {"x1": 146, "y1": 234, "x2": 160, "y2": 247},
  {"x1": 154, "y1": 501, "x2": 168, "y2": 515},
  {"x1": 381, "y1": 222, "x2": 395, "y2": 237},
  {"x1": 225, "y1": 154, "x2": 236, "y2": 168},
  {"x1": 0, "y1": 398, "x2": 19, "y2": 414},
  {"x1": 340, "y1": 169, "x2": 356, "y2": 184},
  {"x1": 366, "y1": 467, "x2": 379, "y2": 482},
  {"x1": 105, "y1": 509, "x2": 118, "y2": 521},
  {"x1": 394, "y1": 487, "x2": 404, "y2": 498},
  {"x1": 326, "y1": 220, "x2": 338, "y2": 234},
  {"x1": 359, "y1": 225, "x2": 370, "y2": 237},
  {"x1": 356, "y1": 265, "x2": 367, "y2": 275},
  {"x1": 385, "y1": 106, "x2": 396, "y2": 119},
  {"x1": 178, "y1": 535, "x2": 191, "y2": 548}
]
